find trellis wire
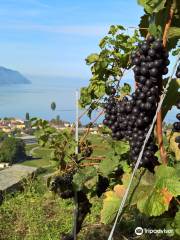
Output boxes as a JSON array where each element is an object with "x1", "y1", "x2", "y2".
[{"x1": 108, "y1": 53, "x2": 180, "y2": 240}]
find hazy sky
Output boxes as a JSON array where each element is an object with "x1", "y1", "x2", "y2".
[{"x1": 0, "y1": 0, "x2": 144, "y2": 77}]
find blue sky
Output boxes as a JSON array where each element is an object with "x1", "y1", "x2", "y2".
[{"x1": 0, "y1": 0, "x2": 144, "y2": 77}]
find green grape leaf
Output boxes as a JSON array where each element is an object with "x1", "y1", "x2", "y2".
[
  {"x1": 174, "y1": 211, "x2": 180, "y2": 236},
  {"x1": 138, "y1": 0, "x2": 153, "y2": 13},
  {"x1": 119, "y1": 161, "x2": 132, "y2": 174},
  {"x1": 172, "y1": 46, "x2": 180, "y2": 56},
  {"x1": 86, "y1": 53, "x2": 99, "y2": 65},
  {"x1": 148, "y1": 23, "x2": 162, "y2": 37},
  {"x1": 137, "y1": 189, "x2": 171, "y2": 216},
  {"x1": 73, "y1": 166, "x2": 97, "y2": 191},
  {"x1": 154, "y1": 164, "x2": 177, "y2": 180},
  {"x1": 112, "y1": 141, "x2": 130, "y2": 155},
  {"x1": 99, "y1": 156, "x2": 120, "y2": 177},
  {"x1": 139, "y1": 13, "x2": 149, "y2": 38},
  {"x1": 138, "y1": 0, "x2": 166, "y2": 14},
  {"x1": 162, "y1": 78, "x2": 180, "y2": 120},
  {"x1": 146, "y1": 0, "x2": 166, "y2": 13},
  {"x1": 168, "y1": 27, "x2": 180, "y2": 38},
  {"x1": 99, "y1": 36, "x2": 109, "y2": 48},
  {"x1": 137, "y1": 165, "x2": 180, "y2": 216}
]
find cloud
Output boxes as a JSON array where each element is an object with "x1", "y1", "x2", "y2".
[{"x1": 0, "y1": 23, "x2": 108, "y2": 36}]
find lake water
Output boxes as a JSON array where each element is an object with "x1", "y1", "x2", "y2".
[{"x1": 0, "y1": 76, "x2": 177, "y2": 123}]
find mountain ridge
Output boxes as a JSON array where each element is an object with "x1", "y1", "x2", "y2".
[{"x1": 0, "y1": 66, "x2": 31, "y2": 84}]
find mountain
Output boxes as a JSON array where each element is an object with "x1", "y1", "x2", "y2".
[{"x1": 0, "y1": 67, "x2": 31, "y2": 84}]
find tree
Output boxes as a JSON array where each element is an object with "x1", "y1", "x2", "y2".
[
  {"x1": 25, "y1": 112, "x2": 30, "y2": 121},
  {"x1": 0, "y1": 131, "x2": 7, "y2": 142},
  {"x1": 51, "y1": 102, "x2": 56, "y2": 111},
  {"x1": 0, "y1": 137, "x2": 26, "y2": 164}
]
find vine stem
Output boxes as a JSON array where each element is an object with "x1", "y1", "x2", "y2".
[
  {"x1": 80, "y1": 162, "x2": 99, "y2": 167},
  {"x1": 85, "y1": 156, "x2": 105, "y2": 160},
  {"x1": 80, "y1": 110, "x2": 104, "y2": 143},
  {"x1": 156, "y1": 6, "x2": 174, "y2": 165}
]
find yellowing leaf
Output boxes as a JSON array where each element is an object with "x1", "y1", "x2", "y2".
[
  {"x1": 101, "y1": 191, "x2": 121, "y2": 224},
  {"x1": 114, "y1": 184, "x2": 126, "y2": 198},
  {"x1": 160, "y1": 188, "x2": 173, "y2": 205}
]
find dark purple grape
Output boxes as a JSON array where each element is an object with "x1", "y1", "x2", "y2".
[
  {"x1": 138, "y1": 76, "x2": 145, "y2": 85},
  {"x1": 148, "y1": 49, "x2": 156, "y2": 57},
  {"x1": 150, "y1": 68, "x2": 159, "y2": 77},
  {"x1": 147, "y1": 35, "x2": 155, "y2": 43},
  {"x1": 141, "y1": 66, "x2": 149, "y2": 76},
  {"x1": 175, "y1": 136, "x2": 180, "y2": 143},
  {"x1": 164, "y1": 59, "x2": 170, "y2": 66},
  {"x1": 145, "y1": 102, "x2": 152, "y2": 110},
  {"x1": 153, "y1": 40, "x2": 163, "y2": 50},
  {"x1": 133, "y1": 57, "x2": 141, "y2": 65},
  {"x1": 141, "y1": 44, "x2": 149, "y2": 53},
  {"x1": 176, "y1": 113, "x2": 180, "y2": 121},
  {"x1": 145, "y1": 79, "x2": 152, "y2": 87},
  {"x1": 176, "y1": 71, "x2": 180, "y2": 78},
  {"x1": 147, "y1": 95, "x2": 156, "y2": 103},
  {"x1": 162, "y1": 67, "x2": 168, "y2": 75},
  {"x1": 103, "y1": 119, "x2": 108, "y2": 125},
  {"x1": 154, "y1": 59, "x2": 163, "y2": 67},
  {"x1": 132, "y1": 107, "x2": 140, "y2": 115}
]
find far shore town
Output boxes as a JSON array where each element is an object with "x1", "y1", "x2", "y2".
[{"x1": 0, "y1": 117, "x2": 101, "y2": 135}]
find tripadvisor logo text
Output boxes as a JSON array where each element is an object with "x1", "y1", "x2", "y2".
[{"x1": 135, "y1": 227, "x2": 174, "y2": 235}]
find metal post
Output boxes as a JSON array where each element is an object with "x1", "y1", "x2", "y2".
[
  {"x1": 75, "y1": 90, "x2": 79, "y2": 155},
  {"x1": 73, "y1": 90, "x2": 79, "y2": 240}
]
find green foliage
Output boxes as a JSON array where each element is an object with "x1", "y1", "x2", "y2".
[
  {"x1": 73, "y1": 166, "x2": 98, "y2": 192},
  {"x1": 139, "y1": 0, "x2": 180, "y2": 50},
  {"x1": 0, "y1": 131, "x2": 7, "y2": 142},
  {"x1": 79, "y1": 25, "x2": 140, "y2": 115},
  {"x1": 100, "y1": 191, "x2": 121, "y2": 224},
  {"x1": 111, "y1": 140, "x2": 130, "y2": 155},
  {"x1": 138, "y1": 0, "x2": 167, "y2": 14},
  {"x1": 51, "y1": 101, "x2": 56, "y2": 111},
  {"x1": 162, "y1": 78, "x2": 180, "y2": 119},
  {"x1": 0, "y1": 136, "x2": 26, "y2": 164},
  {"x1": 99, "y1": 156, "x2": 120, "y2": 177},
  {"x1": 98, "y1": 141, "x2": 129, "y2": 177},
  {"x1": 31, "y1": 118, "x2": 76, "y2": 170},
  {"x1": 137, "y1": 165, "x2": 180, "y2": 216},
  {"x1": 119, "y1": 83, "x2": 131, "y2": 97},
  {"x1": 174, "y1": 210, "x2": 180, "y2": 236},
  {"x1": 25, "y1": 112, "x2": 30, "y2": 121},
  {"x1": 101, "y1": 165, "x2": 180, "y2": 225}
]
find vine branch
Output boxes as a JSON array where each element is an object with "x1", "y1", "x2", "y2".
[{"x1": 156, "y1": 6, "x2": 174, "y2": 165}]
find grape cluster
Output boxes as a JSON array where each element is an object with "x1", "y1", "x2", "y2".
[
  {"x1": 78, "y1": 140, "x2": 93, "y2": 158},
  {"x1": 173, "y1": 100, "x2": 180, "y2": 149},
  {"x1": 103, "y1": 36, "x2": 169, "y2": 169},
  {"x1": 96, "y1": 175, "x2": 109, "y2": 197},
  {"x1": 176, "y1": 63, "x2": 180, "y2": 78},
  {"x1": 50, "y1": 171, "x2": 74, "y2": 199}
]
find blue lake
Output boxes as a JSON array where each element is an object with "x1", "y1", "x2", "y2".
[{"x1": 0, "y1": 76, "x2": 177, "y2": 123}]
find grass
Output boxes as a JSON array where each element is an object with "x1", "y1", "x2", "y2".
[
  {"x1": 21, "y1": 145, "x2": 57, "y2": 174},
  {"x1": 1, "y1": 134, "x2": 177, "y2": 240},
  {"x1": 0, "y1": 178, "x2": 102, "y2": 240}
]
